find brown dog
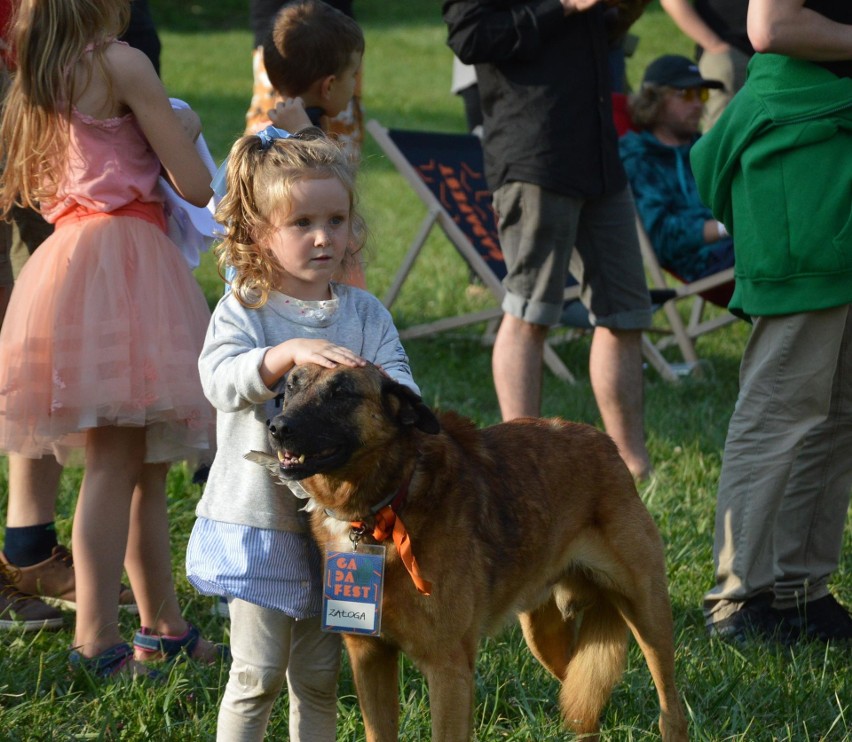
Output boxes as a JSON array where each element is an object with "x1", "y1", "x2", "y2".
[{"x1": 249, "y1": 363, "x2": 688, "y2": 741}]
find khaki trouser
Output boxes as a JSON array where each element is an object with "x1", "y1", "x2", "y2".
[
  {"x1": 698, "y1": 45, "x2": 750, "y2": 131},
  {"x1": 217, "y1": 599, "x2": 341, "y2": 742},
  {"x1": 704, "y1": 306, "x2": 852, "y2": 623}
]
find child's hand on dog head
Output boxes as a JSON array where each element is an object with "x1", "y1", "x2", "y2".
[
  {"x1": 284, "y1": 338, "x2": 366, "y2": 370},
  {"x1": 261, "y1": 338, "x2": 365, "y2": 388}
]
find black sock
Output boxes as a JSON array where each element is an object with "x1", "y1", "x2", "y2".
[{"x1": 3, "y1": 522, "x2": 59, "y2": 567}]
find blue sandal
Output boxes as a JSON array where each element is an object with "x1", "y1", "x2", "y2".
[
  {"x1": 133, "y1": 622, "x2": 229, "y2": 664},
  {"x1": 69, "y1": 642, "x2": 155, "y2": 679}
]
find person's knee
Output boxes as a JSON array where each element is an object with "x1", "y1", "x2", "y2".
[
  {"x1": 595, "y1": 325, "x2": 641, "y2": 346},
  {"x1": 288, "y1": 664, "x2": 340, "y2": 710},
  {"x1": 227, "y1": 660, "x2": 289, "y2": 707},
  {"x1": 503, "y1": 312, "x2": 549, "y2": 340}
]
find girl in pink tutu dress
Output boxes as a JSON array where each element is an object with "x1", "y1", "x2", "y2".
[{"x1": 0, "y1": 0, "x2": 222, "y2": 676}]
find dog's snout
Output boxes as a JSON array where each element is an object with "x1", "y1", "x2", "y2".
[{"x1": 267, "y1": 416, "x2": 290, "y2": 443}]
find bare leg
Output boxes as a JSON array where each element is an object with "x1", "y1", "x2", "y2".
[
  {"x1": 124, "y1": 462, "x2": 184, "y2": 634},
  {"x1": 589, "y1": 327, "x2": 651, "y2": 480},
  {"x1": 6, "y1": 454, "x2": 63, "y2": 526},
  {"x1": 73, "y1": 426, "x2": 145, "y2": 656},
  {"x1": 125, "y1": 461, "x2": 220, "y2": 660},
  {"x1": 492, "y1": 314, "x2": 549, "y2": 420}
]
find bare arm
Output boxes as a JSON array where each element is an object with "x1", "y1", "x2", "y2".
[
  {"x1": 748, "y1": 0, "x2": 852, "y2": 60},
  {"x1": 110, "y1": 44, "x2": 213, "y2": 206},
  {"x1": 660, "y1": 0, "x2": 730, "y2": 53}
]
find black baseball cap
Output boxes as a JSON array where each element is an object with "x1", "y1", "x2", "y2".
[{"x1": 642, "y1": 55, "x2": 724, "y2": 90}]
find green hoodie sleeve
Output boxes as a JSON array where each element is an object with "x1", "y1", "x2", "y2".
[{"x1": 690, "y1": 88, "x2": 763, "y2": 235}]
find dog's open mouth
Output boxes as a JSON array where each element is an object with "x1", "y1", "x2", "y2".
[{"x1": 276, "y1": 446, "x2": 347, "y2": 479}]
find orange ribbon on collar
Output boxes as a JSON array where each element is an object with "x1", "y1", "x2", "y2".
[{"x1": 355, "y1": 506, "x2": 432, "y2": 596}]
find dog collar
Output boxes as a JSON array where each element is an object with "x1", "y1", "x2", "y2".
[
  {"x1": 348, "y1": 472, "x2": 432, "y2": 596},
  {"x1": 322, "y1": 473, "x2": 404, "y2": 524}
]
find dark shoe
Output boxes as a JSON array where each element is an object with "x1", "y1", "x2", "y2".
[
  {"x1": 70, "y1": 642, "x2": 161, "y2": 680},
  {"x1": 0, "y1": 563, "x2": 64, "y2": 631},
  {"x1": 0, "y1": 546, "x2": 137, "y2": 613},
  {"x1": 133, "y1": 622, "x2": 230, "y2": 664},
  {"x1": 706, "y1": 593, "x2": 780, "y2": 643},
  {"x1": 775, "y1": 594, "x2": 852, "y2": 644}
]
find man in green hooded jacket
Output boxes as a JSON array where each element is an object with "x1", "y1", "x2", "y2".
[{"x1": 691, "y1": 0, "x2": 852, "y2": 644}]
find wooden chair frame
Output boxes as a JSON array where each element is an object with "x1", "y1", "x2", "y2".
[{"x1": 635, "y1": 217, "x2": 737, "y2": 371}]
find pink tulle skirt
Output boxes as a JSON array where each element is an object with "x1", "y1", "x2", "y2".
[{"x1": 0, "y1": 208, "x2": 215, "y2": 463}]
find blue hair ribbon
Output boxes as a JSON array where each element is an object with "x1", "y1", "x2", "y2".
[
  {"x1": 210, "y1": 125, "x2": 293, "y2": 199},
  {"x1": 257, "y1": 125, "x2": 291, "y2": 149}
]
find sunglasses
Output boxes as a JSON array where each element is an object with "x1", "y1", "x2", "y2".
[{"x1": 670, "y1": 87, "x2": 710, "y2": 103}]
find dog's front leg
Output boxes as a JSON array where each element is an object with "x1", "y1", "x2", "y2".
[
  {"x1": 344, "y1": 635, "x2": 400, "y2": 742},
  {"x1": 421, "y1": 641, "x2": 477, "y2": 741}
]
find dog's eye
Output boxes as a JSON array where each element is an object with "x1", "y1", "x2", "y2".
[{"x1": 327, "y1": 378, "x2": 355, "y2": 399}]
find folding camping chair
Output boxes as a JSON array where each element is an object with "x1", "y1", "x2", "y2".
[
  {"x1": 367, "y1": 119, "x2": 682, "y2": 383},
  {"x1": 635, "y1": 218, "x2": 737, "y2": 370}
]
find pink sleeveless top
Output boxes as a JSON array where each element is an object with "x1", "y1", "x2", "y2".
[{"x1": 41, "y1": 107, "x2": 164, "y2": 224}]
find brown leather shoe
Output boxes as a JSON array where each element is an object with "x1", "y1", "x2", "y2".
[
  {"x1": 0, "y1": 562, "x2": 64, "y2": 631},
  {"x1": 0, "y1": 546, "x2": 137, "y2": 614}
]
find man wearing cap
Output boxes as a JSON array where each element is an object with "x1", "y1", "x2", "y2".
[
  {"x1": 619, "y1": 55, "x2": 734, "y2": 285},
  {"x1": 442, "y1": 0, "x2": 654, "y2": 480}
]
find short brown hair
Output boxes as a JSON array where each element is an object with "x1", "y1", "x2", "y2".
[{"x1": 263, "y1": 0, "x2": 364, "y2": 97}]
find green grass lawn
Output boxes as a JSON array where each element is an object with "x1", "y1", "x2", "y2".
[{"x1": 0, "y1": 2, "x2": 849, "y2": 740}]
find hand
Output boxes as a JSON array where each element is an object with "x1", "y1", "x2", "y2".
[
  {"x1": 560, "y1": 0, "x2": 609, "y2": 14},
  {"x1": 261, "y1": 338, "x2": 366, "y2": 388},
  {"x1": 704, "y1": 40, "x2": 731, "y2": 55},
  {"x1": 173, "y1": 107, "x2": 202, "y2": 142},
  {"x1": 288, "y1": 339, "x2": 367, "y2": 369},
  {"x1": 268, "y1": 97, "x2": 313, "y2": 133}
]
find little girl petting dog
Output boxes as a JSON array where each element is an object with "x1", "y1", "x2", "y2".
[{"x1": 186, "y1": 128, "x2": 419, "y2": 740}]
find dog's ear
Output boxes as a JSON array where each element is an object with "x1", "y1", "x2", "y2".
[{"x1": 382, "y1": 378, "x2": 440, "y2": 434}]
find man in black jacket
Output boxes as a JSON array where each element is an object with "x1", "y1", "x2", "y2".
[{"x1": 443, "y1": 0, "x2": 654, "y2": 479}]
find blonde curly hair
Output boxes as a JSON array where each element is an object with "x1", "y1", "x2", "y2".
[{"x1": 214, "y1": 131, "x2": 367, "y2": 309}]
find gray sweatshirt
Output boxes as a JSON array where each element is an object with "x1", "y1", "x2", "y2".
[{"x1": 195, "y1": 283, "x2": 419, "y2": 532}]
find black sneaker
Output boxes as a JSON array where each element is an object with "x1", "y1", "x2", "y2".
[
  {"x1": 706, "y1": 593, "x2": 780, "y2": 643},
  {"x1": 775, "y1": 594, "x2": 852, "y2": 644},
  {"x1": 0, "y1": 563, "x2": 64, "y2": 631}
]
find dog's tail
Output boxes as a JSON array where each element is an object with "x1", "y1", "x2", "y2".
[{"x1": 560, "y1": 598, "x2": 628, "y2": 736}]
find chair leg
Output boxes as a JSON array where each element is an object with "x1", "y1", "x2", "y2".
[
  {"x1": 688, "y1": 297, "x2": 706, "y2": 335},
  {"x1": 641, "y1": 335, "x2": 680, "y2": 383}
]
